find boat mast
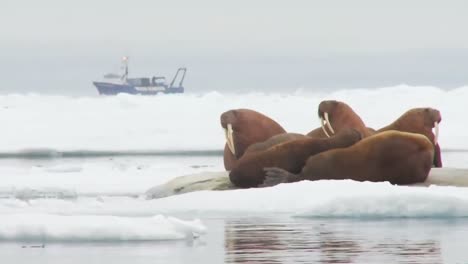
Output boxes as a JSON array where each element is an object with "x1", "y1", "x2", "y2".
[
  {"x1": 169, "y1": 67, "x2": 187, "y2": 88},
  {"x1": 121, "y1": 56, "x2": 129, "y2": 82}
]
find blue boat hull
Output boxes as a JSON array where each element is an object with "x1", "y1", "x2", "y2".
[{"x1": 93, "y1": 82, "x2": 184, "y2": 95}]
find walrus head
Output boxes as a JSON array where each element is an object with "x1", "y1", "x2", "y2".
[
  {"x1": 390, "y1": 107, "x2": 442, "y2": 146},
  {"x1": 317, "y1": 100, "x2": 368, "y2": 138},
  {"x1": 379, "y1": 107, "x2": 442, "y2": 167},
  {"x1": 424, "y1": 108, "x2": 442, "y2": 146},
  {"x1": 220, "y1": 109, "x2": 286, "y2": 159}
]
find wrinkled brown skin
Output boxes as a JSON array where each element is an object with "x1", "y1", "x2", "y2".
[
  {"x1": 245, "y1": 133, "x2": 307, "y2": 153},
  {"x1": 262, "y1": 131, "x2": 434, "y2": 186},
  {"x1": 221, "y1": 109, "x2": 286, "y2": 170},
  {"x1": 307, "y1": 100, "x2": 375, "y2": 138},
  {"x1": 378, "y1": 108, "x2": 442, "y2": 168},
  {"x1": 229, "y1": 129, "x2": 362, "y2": 188}
]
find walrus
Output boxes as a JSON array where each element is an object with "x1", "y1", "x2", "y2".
[
  {"x1": 307, "y1": 100, "x2": 374, "y2": 139},
  {"x1": 244, "y1": 133, "x2": 307, "y2": 153},
  {"x1": 221, "y1": 109, "x2": 286, "y2": 170},
  {"x1": 229, "y1": 128, "x2": 362, "y2": 188},
  {"x1": 261, "y1": 131, "x2": 434, "y2": 187},
  {"x1": 377, "y1": 107, "x2": 442, "y2": 167},
  {"x1": 241, "y1": 100, "x2": 373, "y2": 155}
]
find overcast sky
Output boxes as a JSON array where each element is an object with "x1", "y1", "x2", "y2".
[{"x1": 1, "y1": 0, "x2": 468, "y2": 95}]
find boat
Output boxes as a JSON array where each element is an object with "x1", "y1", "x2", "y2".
[{"x1": 93, "y1": 57, "x2": 187, "y2": 95}]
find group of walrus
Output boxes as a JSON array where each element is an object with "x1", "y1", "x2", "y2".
[{"x1": 220, "y1": 100, "x2": 442, "y2": 188}]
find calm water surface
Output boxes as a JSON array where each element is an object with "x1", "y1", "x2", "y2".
[
  {"x1": 2, "y1": 217, "x2": 468, "y2": 264},
  {"x1": 1, "y1": 151, "x2": 468, "y2": 264}
]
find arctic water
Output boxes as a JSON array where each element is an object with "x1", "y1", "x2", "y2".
[{"x1": 1, "y1": 85, "x2": 468, "y2": 264}]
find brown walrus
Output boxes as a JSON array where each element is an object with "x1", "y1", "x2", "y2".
[
  {"x1": 307, "y1": 100, "x2": 374, "y2": 139},
  {"x1": 229, "y1": 128, "x2": 362, "y2": 188},
  {"x1": 244, "y1": 133, "x2": 307, "y2": 153},
  {"x1": 261, "y1": 131, "x2": 434, "y2": 187},
  {"x1": 377, "y1": 107, "x2": 442, "y2": 167},
  {"x1": 244, "y1": 100, "x2": 374, "y2": 155},
  {"x1": 221, "y1": 109, "x2": 286, "y2": 170}
]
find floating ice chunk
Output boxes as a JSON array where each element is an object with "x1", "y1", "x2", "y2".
[{"x1": 0, "y1": 214, "x2": 206, "y2": 242}]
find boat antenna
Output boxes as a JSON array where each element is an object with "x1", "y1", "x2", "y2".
[{"x1": 121, "y1": 56, "x2": 129, "y2": 82}]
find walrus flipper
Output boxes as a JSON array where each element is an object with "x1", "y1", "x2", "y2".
[{"x1": 260, "y1": 167, "x2": 295, "y2": 187}]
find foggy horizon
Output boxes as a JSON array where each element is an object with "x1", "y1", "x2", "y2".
[{"x1": 1, "y1": 0, "x2": 468, "y2": 95}]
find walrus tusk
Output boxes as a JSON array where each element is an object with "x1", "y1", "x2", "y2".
[
  {"x1": 224, "y1": 124, "x2": 236, "y2": 155},
  {"x1": 320, "y1": 117, "x2": 331, "y2": 138},
  {"x1": 434, "y1": 121, "x2": 439, "y2": 146},
  {"x1": 324, "y1": 112, "x2": 335, "y2": 135}
]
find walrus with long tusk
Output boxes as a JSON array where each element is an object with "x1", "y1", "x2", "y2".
[
  {"x1": 220, "y1": 109, "x2": 286, "y2": 170},
  {"x1": 239, "y1": 100, "x2": 373, "y2": 155},
  {"x1": 229, "y1": 128, "x2": 362, "y2": 188},
  {"x1": 377, "y1": 107, "x2": 442, "y2": 167},
  {"x1": 261, "y1": 130, "x2": 434, "y2": 187},
  {"x1": 307, "y1": 100, "x2": 375, "y2": 139}
]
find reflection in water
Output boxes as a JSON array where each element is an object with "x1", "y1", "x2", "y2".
[
  {"x1": 373, "y1": 241, "x2": 442, "y2": 264},
  {"x1": 224, "y1": 219, "x2": 444, "y2": 264},
  {"x1": 316, "y1": 228, "x2": 362, "y2": 264}
]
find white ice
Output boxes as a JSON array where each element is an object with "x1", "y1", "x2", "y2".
[
  {"x1": 0, "y1": 156, "x2": 224, "y2": 197},
  {"x1": 1, "y1": 179, "x2": 468, "y2": 219},
  {"x1": 0, "y1": 85, "x2": 467, "y2": 243},
  {"x1": 0, "y1": 214, "x2": 205, "y2": 242},
  {"x1": 0, "y1": 84, "x2": 465, "y2": 152}
]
